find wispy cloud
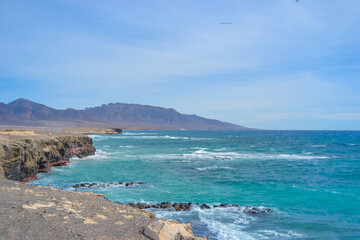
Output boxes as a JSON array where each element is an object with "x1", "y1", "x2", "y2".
[{"x1": 0, "y1": 0, "x2": 359, "y2": 129}]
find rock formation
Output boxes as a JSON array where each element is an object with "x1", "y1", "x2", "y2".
[
  {"x1": 73, "y1": 181, "x2": 145, "y2": 188},
  {"x1": 128, "y1": 202, "x2": 272, "y2": 214},
  {"x1": 0, "y1": 135, "x2": 95, "y2": 182},
  {"x1": 144, "y1": 219, "x2": 209, "y2": 240}
]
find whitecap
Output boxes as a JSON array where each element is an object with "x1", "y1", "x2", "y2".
[
  {"x1": 196, "y1": 166, "x2": 234, "y2": 171},
  {"x1": 164, "y1": 135, "x2": 189, "y2": 140},
  {"x1": 72, "y1": 149, "x2": 108, "y2": 160},
  {"x1": 182, "y1": 149, "x2": 330, "y2": 161},
  {"x1": 122, "y1": 132, "x2": 150, "y2": 136},
  {"x1": 118, "y1": 145, "x2": 135, "y2": 148},
  {"x1": 256, "y1": 229, "x2": 304, "y2": 239},
  {"x1": 214, "y1": 148, "x2": 227, "y2": 151}
]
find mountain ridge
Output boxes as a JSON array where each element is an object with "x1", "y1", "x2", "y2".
[{"x1": 0, "y1": 98, "x2": 251, "y2": 130}]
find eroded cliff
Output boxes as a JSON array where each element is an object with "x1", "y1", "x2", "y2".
[{"x1": 0, "y1": 135, "x2": 95, "y2": 181}]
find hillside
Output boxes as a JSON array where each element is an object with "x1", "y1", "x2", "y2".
[{"x1": 0, "y1": 98, "x2": 250, "y2": 130}]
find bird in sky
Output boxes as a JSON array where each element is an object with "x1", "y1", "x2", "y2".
[{"x1": 220, "y1": 22, "x2": 232, "y2": 25}]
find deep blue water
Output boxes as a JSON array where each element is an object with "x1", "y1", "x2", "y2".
[{"x1": 30, "y1": 130, "x2": 360, "y2": 239}]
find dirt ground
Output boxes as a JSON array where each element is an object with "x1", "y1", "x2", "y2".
[{"x1": 0, "y1": 177, "x2": 156, "y2": 240}]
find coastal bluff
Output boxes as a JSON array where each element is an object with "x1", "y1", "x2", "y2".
[
  {"x1": 0, "y1": 131, "x2": 208, "y2": 240},
  {"x1": 0, "y1": 133, "x2": 96, "y2": 182}
]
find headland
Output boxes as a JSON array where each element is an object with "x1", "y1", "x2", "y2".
[{"x1": 0, "y1": 128, "x2": 208, "y2": 240}]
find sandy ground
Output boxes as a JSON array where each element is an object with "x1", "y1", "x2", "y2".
[{"x1": 0, "y1": 177, "x2": 156, "y2": 240}]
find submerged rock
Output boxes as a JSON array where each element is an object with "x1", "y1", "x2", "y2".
[
  {"x1": 243, "y1": 206, "x2": 272, "y2": 214},
  {"x1": 200, "y1": 204, "x2": 211, "y2": 209},
  {"x1": 213, "y1": 156, "x2": 232, "y2": 160},
  {"x1": 73, "y1": 181, "x2": 145, "y2": 189}
]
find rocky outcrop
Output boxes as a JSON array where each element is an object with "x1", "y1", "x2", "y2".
[
  {"x1": 0, "y1": 135, "x2": 95, "y2": 182},
  {"x1": 144, "y1": 219, "x2": 209, "y2": 240},
  {"x1": 73, "y1": 181, "x2": 145, "y2": 188},
  {"x1": 128, "y1": 202, "x2": 272, "y2": 214}
]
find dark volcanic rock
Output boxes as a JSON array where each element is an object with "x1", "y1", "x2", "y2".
[
  {"x1": 243, "y1": 206, "x2": 272, "y2": 214},
  {"x1": 200, "y1": 204, "x2": 211, "y2": 209},
  {"x1": 73, "y1": 181, "x2": 145, "y2": 188},
  {"x1": 127, "y1": 202, "x2": 272, "y2": 214}
]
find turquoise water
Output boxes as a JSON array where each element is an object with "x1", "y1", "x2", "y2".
[{"x1": 31, "y1": 130, "x2": 360, "y2": 239}]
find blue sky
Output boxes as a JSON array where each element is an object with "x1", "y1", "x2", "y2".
[{"x1": 0, "y1": 0, "x2": 359, "y2": 130}]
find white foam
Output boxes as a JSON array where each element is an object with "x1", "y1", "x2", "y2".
[
  {"x1": 198, "y1": 207, "x2": 256, "y2": 240},
  {"x1": 214, "y1": 148, "x2": 227, "y2": 151},
  {"x1": 182, "y1": 149, "x2": 329, "y2": 161},
  {"x1": 74, "y1": 149, "x2": 108, "y2": 160},
  {"x1": 113, "y1": 135, "x2": 189, "y2": 140},
  {"x1": 256, "y1": 230, "x2": 304, "y2": 239},
  {"x1": 311, "y1": 144, "x2": 326, "y2": 147},
  {"x1": 190, "y1": 137, "x2": 214, "y2": 140},
  {"x1": 139, "y1": 150, "x2": 329, "y2": 163},
  {"x1": 196, "y1": 166, "x2": 234, "y2": 171},
  {"x1": 122, "y1": 132, "x2": 150, "y2": 135},
  {"x1": 183, "y1": 150, "x2": 236, "y2": 160},
  {"x1": 154, "y1": 205, "x2": 257, "y2": 240},
  {"x1": 164, "y1": 135, "x2": 189, "y2": 140},
  {"x1": 276, "y1": 154, "x2": 329, "y2": 160},
  {"x1": 118, "y1": 145, "x2": 135, "y2": 148}
]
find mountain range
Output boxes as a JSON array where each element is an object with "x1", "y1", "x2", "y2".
[{"x1": 0, "y1": 98, "x2": 249, "y2": 130}]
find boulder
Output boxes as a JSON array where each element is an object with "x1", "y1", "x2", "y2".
[{"x1": 144, "y1": 219, "x2": 209, "y2": 240}]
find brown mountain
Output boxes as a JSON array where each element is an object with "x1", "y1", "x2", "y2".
[{"x1": 0, "y1": 98, "x2": 250, "y2": 130}]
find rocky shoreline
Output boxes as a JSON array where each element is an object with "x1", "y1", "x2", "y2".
[
  {"x1": 128, "y1": 202, "x2": 272, "y2": 214},
  {"x1": 0, "y1": 134, "x2": 95, "y2": 182},
  {"x1": 0, "y1": 132, "x2": 208, "y2": 240}
]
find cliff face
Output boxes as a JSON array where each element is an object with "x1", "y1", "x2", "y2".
[{"x1": 0, "y1": 135, "x2": 95, "y2": 182}]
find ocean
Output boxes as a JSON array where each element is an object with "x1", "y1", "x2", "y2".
[{"x1": 30, "y1": 130, "x2": 360, "y2": 239}]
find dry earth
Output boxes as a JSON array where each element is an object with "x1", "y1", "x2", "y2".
[{"x1": 0, "y1": 177, "x2": 208, "y2": 240}]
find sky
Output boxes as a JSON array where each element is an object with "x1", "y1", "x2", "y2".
[{"x1": 0, "y1": 0, "x2": 359, "y2": 130}]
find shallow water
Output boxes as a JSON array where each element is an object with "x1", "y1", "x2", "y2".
[{"x1": 30, "y1": 130, "x2": 360, "y2": 239}]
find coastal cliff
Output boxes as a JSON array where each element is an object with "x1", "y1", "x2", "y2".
[
  {"x1": 0, "y1": 132, "x2": 208, "y2": 240},
  {"x1": 0, "y1": 135, "x2": 95, "y2": 182}
]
